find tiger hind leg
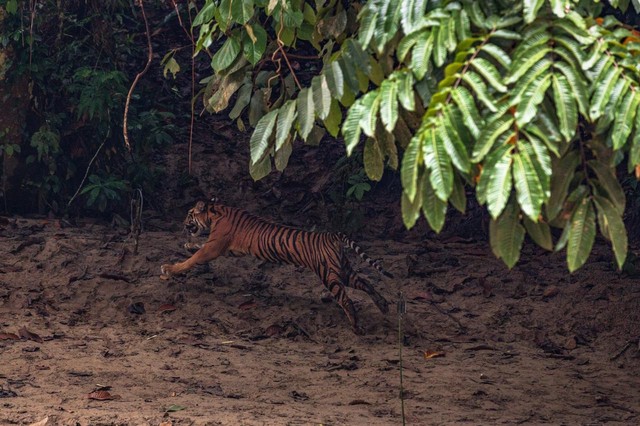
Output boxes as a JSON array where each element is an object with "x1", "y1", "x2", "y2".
[
  {"x1": 347, "y1": 271, "x2": 389, "y2": 314},
  {"x1": 323, "y1": 274, "x2": 362, "y2": 334}
]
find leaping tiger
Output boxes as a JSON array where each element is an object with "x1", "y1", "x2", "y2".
[{"x1": 160, "y1": 199, "x2": 393, "y2": 333}]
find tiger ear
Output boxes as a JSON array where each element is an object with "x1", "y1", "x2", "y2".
[
  {"x1": 195, "y1": 201, "x2": 206, "y2": 213},
  {"x1": 210, "y1": 196, "x2": 218, "y2": 204}
]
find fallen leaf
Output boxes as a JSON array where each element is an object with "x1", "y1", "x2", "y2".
[
  {"x1": 158, "y1": 304, "x2": 177, "y2": 313},
  {"x1": 165, "y1": 404, "x2": 186, "y2": 412},
  {"x1": 28, "y1": 417, "x2": 49, "y2": 426},
  {"x1": 424, "y1": 350, "x2": 446, "y2": 359},
  {"x1": 412, "y1": 292, "x2": 432, "y2": 302},
  {"x1": 18, "y1": 326, "x2": 43, "y2": 343},
  {"x1": 0, "y1": 332, "x2": 20, "y2": 340},
  {"x1": 88, "y1": 390, "x2": 118, "y2": 400},
  {"x1": 543, "y1": 286, "x2": 559, "y2": 298},
  {"x1": 159, "y1": 422, "x2": 173, "y2": 426},
  {"x1": 238, "y1": 300, "x2": 257, "y2": 310},
  {"x1": 0, "y1": 389, "x2": 17, "y2": 398}
]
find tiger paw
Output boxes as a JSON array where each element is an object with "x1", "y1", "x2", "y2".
[{"x1": 160, "y1": 264, "x2": 172, "y2": 280}]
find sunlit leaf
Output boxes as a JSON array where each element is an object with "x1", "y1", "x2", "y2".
[{"x1": 567, "y1": 198, "x2": 596, "y2": 272}]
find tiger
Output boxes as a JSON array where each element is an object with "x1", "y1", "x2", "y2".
[{"x1": 160, "y1": 199, "x2": 393, "y2": 334}]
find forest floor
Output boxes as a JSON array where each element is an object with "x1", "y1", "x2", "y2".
[{"x1": 2, "y1": 129, "x2": 640, "y2": 425}]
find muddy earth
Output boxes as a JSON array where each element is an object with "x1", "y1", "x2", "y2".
[{"x1": 1, "y1": 133, "x2": 640, "y2": 425}]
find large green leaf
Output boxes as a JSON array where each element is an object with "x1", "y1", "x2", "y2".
[
  {"x1": 364, "y1": 138, "x2": 384, "y2": 181},
  {"x1": 297, "y1": 88, "x2": 315, "y2": 140},
  {"x1": 411, "y1": 30, "x2": 434, "y2": 80},
  {"x1": 422, "y1": 173, "x2": 447, "y2": 233},
  {"x1": 506, "y1": 44, "x2": 551, "y2": 84},
  {"x1": 440, "y1": 110, "x2": 471, "y2": 173},
  {"x1": 323, "y1": 99, "x2": 342, "y2": 138},
  {"x1": 343, "y1": 101, "x2": 366, "y2": 156},
  {"x1": 461, "y1": 72, "x2": 497, "y2": 112},
  {"x1": 471, "y1": 57, "x2": 507, "y2": 92},
  {"x1": 523, "y1": 0, "x2": 545, "y2": 23},
  {"x1": 424, "y1": 127, "x2": 454, "y2": 201},
  {"x1": 588, "y1": 161, "x2": 626, "y2": 215},
  {"x1": 326, "y1": 61, "x2": 344, "y2": 99},
  {"x1": 567, "y1": 198, "x2": 596, "y2": 272},
  {"x1": 553, "y1": 61, "x2": 589, "y2": 118},
  {"x1": 397, "y1": 71, "x2": 416, "y2": 112},
  {"x1": 523, "y1": 216, "x2": 553, "y2": 250},
  {"x1": 451, "y1": 86, "x2": 483, "y2": 138},
  {"x1": 481, "y1": 43, "x2": 512, "y2": 68},
  {"x1": 551, "y1": 74, "x2": 578, "y2": 142},
  {"x1": 510, "y1": 58, "x2": 552, "y2": 106},
  {"x1": 249, "y1": 109, "x2": 278, "y2": 165},
  {"x1": 513, "y1": 148, "x2": 544, "y2": 221},
  {"x1": 486, "y1": 145, "x2": 514, "y2": 219},
  {"x1": 450, "y1": 173, "x2": 467, "y2": 213},
  {"x1": 380, "y1": 79, "x2": 399, "y2": 132},
  {"x1": 274, "y1": 137, "x2": 293, "y2": 172},
  {"x1": 590, "y1": 65, "x2": 621, "y2": 120},
  {"x1": 611, "y1": 91, "x2": 640, "y2": 150},
  {"x1": 473, "y1": 115, "x2": 514, "y2": 162},
  {"x1": 211, "y1": 36, "x2": 241, "y2": 73},
  {"x1": 402, "y1": 176, "x2": 424, "y2": 229},
  {"x1": 231, "y1": 0, "x2": 254, "y2": 24},
  {"x1": 593, "y1": 195, "x2": 628, "y2": 269},
  {"x1": 242, "y1": 23, "x2": 267, "y2": 65},
  {"x1": 494, "y1": 197, "x2": 526, "y2": 269},
  {"x1": 359, "y1": 91, "x2": 381, "y2": 137},
  {"x1": 250, "y1": 153, "x2": 271, "y2": 181},
  {"x1": 401, "y1": 134, "x2": 422, "y2": 201},
  {"x1": 312, "y1": 75, "x2": 331, "y2": 120},
  {"x1": 276, "y1": 100, "x2": 297, "y2": 151},
  {"x1": 400, "y1": 0, "x2": 427, "y2": 34},
  {"x1": 516, "y1": 73, "x2": 552, "y2": 127}
]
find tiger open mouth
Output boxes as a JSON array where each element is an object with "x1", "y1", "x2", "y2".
[{"x1": 184, "y1": 223, "x2": 201, "y2": 236}]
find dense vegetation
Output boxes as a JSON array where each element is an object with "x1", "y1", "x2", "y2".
[
  {"x1": 185, "y1": 0, "x2": 640, "y2": 271},
  {"x1": 1, "y1": 0, "x2": 639, "y2": 272}
]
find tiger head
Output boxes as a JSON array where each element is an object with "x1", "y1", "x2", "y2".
[{"x1": 183, "y1": 199, "x2": 215, "y2": 236}]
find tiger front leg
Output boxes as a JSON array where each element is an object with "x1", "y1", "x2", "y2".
[
  {"x1": 325, "y1": 277, "x2": 363, "y2": 335},
  {"x1": 160, "y1": 240, "x2": 225, "y2": 280}
]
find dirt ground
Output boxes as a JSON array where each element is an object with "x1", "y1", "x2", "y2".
[
  {"x1": 2, "y1": 133, "x2": 640, "y2": 425},
  {"x1": 1, "y1": 211, "x2": 640, "y2": 425}
]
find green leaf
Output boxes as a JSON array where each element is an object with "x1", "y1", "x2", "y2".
[
  {"x1": 551, "y1": 74, "x2": 578, "y2": 142},
  {"x1": 440, "y1": 109, "x2": 470, "y2": 173},
  {"x1": 523, "y1": 216, "x2": 553, "y2": 250},
  {"x1": 359, "y1": 91, "x2": 380, "y2": 137},
  {"x1": 523, "y1": 0, "x2": 545, "y2": 23},
  {"x1": 276, "y1": 100, "x2": 297, "y2": 151},
  {"x1": 480, "y1": 43, "x2": 512, "y2": 69},
  {"x1": 588, "y1": 161, "x2": 626, "y2": 215},
  {"x1": 242, "y1": 23, "x2": 267, "y2": 65},
  {"x1": 364, "y1": 138, "x2": 384, "y2": 181},
  {"x1": 461, "y1": 72, "x2": 497, "y2": 112},
  {"x1": 553, "y1": 61, "x2": 589, "y2": 117},
  {"x1": 611, "y1": 91, "x2": 640, "y2": 149},
  {"x1": 402, "y1": 178, "x2": 423, "y2": 229},
  {"x1": 274, "y1": 137, "x2": 293, "y2": 172},
  {"x1": 470, "y1": 57, "x2": 507, "y2": 93},
  {"x1": 450, "y1": 173, "x2": 467, "y2": 213},
  {"x1": 451, "y1": 86, "x2": 483, "y2": 139},
  {"x1": 401, "y1": 134, "x2": 422, "y2": 201},
  {"x1": 424, "y1": 127, "x2": 453, "y2": 201},
  {"x1": 343, "y1": 102, "x2": 365, "y2": 156},
  {"x1": 326, "y1": 61, "x2": 344, "y2": 99},
  {"x1": 509, "y1": 58, "x2": 552, "y2": 105},
  {"x1": 515, "y1": 73, "x2": 551, "y2": 127},
  {"x1": 165, "y1": 404, "x2": 187, "y2": 413},
  {"x1": 513, "y1": 149, "x2": 544, "y2": 221},
  {"x1": 593, "y1": 195, "x2": 628, "y2": 269},
  {"x1": 506, "y1": 44, "x2": 551, "y2": 84},
  {"x1": 312, "y1": 75, "x2": 331, "y2": 120},
  {"x1": 590, "y1": 65, "x2": 621, "y2": 121},
  {"x1": 193, "y1": 1, "x2": 216, "y2": 27},
  {"x1": 494, "y1": 197, "x2": 526, "y2": 269},
  {"x1": 550, "y1": 0, "x2": 569, "y2": 18},
  {"x1": 250, "y1": 151, "x2": 272, "y2": 181},
  {"x1": 250, "y1": 109, "x2": 278, "y2": 165},
  {"x1": 486, "y1": 144, "x2": 514, "y2": 219},
  {"x1": 232, "y1": 0, "x2": 254, "y2": 24},
  {"x1": 567, "y1": 198, "x2": 596, "y2": 272},
  {"x1": 401, "y1": 0, "x2": 427, "y2": 34},
  {"x1": 422, "y1": 173, "x2": 447, "y2": 233},
  {"x1": 397, "y1": 71, "x2": 416, "y2": 112},
  {"x1": 380, "y1": 79, "x2": 399, "y2": 132},
  {"x1": 433, "y1": 21, "x2": 448, "y2": 67},
  {"x1": 211, "y1": 36, "x2": 241, "y2": 73},
  {"x1": 473, "y1": 115, "x2": 514, "y2": 162},
  {"x1": 411, "y1": 30, "x2": 434, "y2": 80},
  {"x1": 323, "y1": 99, "x2": 342, "y2": 138},
  {"x1": 297, "y1": 88, "x2": 314, "y2": 140}
]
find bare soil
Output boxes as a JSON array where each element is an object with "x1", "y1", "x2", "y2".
[{"x1": 2, "y1": 135, "x2": 640, "y2": 425}]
